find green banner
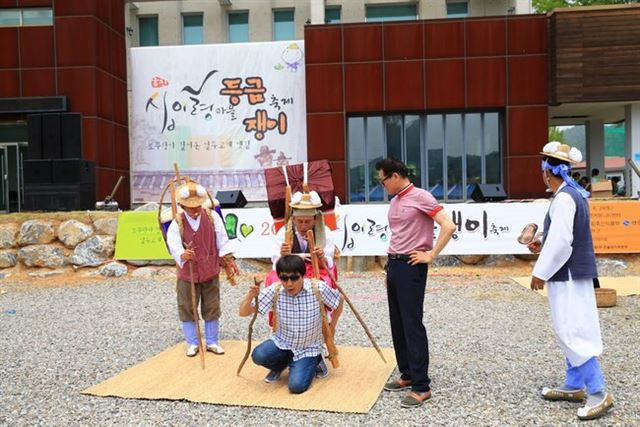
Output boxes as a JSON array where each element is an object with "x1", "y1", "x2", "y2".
[{"x1": 114, "y1": 211, "x2": 172, "y2": 260}]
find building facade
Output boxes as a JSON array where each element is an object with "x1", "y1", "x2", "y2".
[
  {"x1": 0, "y1": 0, "x2": 128, "y2": 212},
  {"x1": 126, "y1": 0, "x2": 532, "y2": 48}
]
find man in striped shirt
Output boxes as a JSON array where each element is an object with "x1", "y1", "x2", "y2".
[{"x1": 239, "y1": 255, "x2": 342, "y2": 394}]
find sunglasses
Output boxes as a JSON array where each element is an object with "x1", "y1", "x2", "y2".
[{"x1": 278, "y1": 274, "x2": 301, "y2": 282}]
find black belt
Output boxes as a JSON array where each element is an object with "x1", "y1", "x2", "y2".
[{"x1": 388, "y1": 254, "x2": 411, "y2": 261}]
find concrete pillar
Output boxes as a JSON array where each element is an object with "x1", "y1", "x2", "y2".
[
  {"x1": 310, "y1": 0, "x2": 325, "y2": 24},
  {"x1": 586, "y1": 119, "x2": 605, "y2": 180},
  {"x1": 625, "y1": 104, "x2": 640, "y2": 198}
]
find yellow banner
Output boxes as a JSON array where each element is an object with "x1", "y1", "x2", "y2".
[
  {"x1": 590, "y1": 200, "x2": 640, "y2": 253},
  {"x1": 114, "y1": 211, "x2": 172, "y2": 260}
]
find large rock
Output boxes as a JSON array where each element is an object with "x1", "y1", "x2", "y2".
[
  {"x1": 456, "y1": 255, "x2": 488, "y2": 265},
  {"x1": 58, "y1": 220, "x2": 94, "y2": 248},
  {"x1": 131, "y1": 266, "x2": 160, "y2": 278},
  {"x1": 0, "y1": 223, "x2": 19, "y2": 249},
  {"x1": 18, "y1": 245, "x2": 67, "y2": 268},
  {"x1": 99, "y1": 261, "x2": 128, "y2": 277},
  {"x1": 134, "y1": 202, "x2": 159, "y2": 212},
  {"x1": 18, "y1": 220, "x2": 56, "y2": 246},
  {"x1": 0, "y1": 250, "x2": 17, "y2": 268},
  {"x1": 93, "y1": 217, "x2": 118, "y2": 236},
  {"x1": 68, "y1": 235, "x2": 115, "y2": 267}
]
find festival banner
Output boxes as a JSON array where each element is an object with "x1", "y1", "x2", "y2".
[
  {"x1": 130, "y1": 41, "x2": 307, "y2": 203},
  {"x1": 589, "y1": 200, "x2": 640, "y2": 253},
  {"x1": 113, "y1": 201, "x2": 640, "y2": 260}
]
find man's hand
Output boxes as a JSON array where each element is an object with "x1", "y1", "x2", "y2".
[
  {"x1": 223, "y1": 255, "x2": 240, "y2": 278},
  {"x1": 312, "y1": 245, "x2": 325, "y2": 260},
  {"x1": 280, "y1": 242, "x2": 292, "y2": 257},
  {"x1": 408, "y1": 250, "x2": 434, "y2": 265},
  {"x1": 181, "y1": 249, "x2": 196, "y2": 262},
  {"x1": 530, "y1": 276, "x2": 545, "y2": 291},
  {"x1": 247, "y1": 284, "x2": 260, "y2": 299},
  {"x1": 527, "y1": 239, "x2": 542, "y2": 254}
]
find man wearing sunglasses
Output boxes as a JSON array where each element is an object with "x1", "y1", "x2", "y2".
[
  {"x1": 239, "y1": 255, "x2": 342, "y2": 394},
  {"x1": 375, "y1": 157, "x2": 456, "y2": 408}
]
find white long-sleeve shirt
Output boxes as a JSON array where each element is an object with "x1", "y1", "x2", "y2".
[
  {"x1": 532, "y1": 183, "x2": 576, "y2": 281},
  {"x1": 271, "y1": 225, "x2": 335, "y2": 269},
  {"x1": 166, "y1": 211, "x2": 233, "y2": 268}
]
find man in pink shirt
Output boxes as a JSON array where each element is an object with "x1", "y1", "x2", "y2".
[{"x1": 376, "y1": 158, "x2": 456, "y2": 408}]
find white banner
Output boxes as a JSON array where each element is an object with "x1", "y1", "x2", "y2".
[
  {"x1": 130, "y1": 41, "x2": 307, "y2": 203},
  {"x1": 222, "y1": 202, "x2": 549, "y2": 258}
]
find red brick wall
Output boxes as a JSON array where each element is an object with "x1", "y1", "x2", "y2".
[
  {"x1": 0, "y1": 0, "x2": 130, "y2": 207},
  {"x1": 305, "y1": 15, "x2": 549, "y2": 201}
]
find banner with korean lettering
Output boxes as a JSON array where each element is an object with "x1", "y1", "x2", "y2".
[
  {"x1": 130, "y1": 41, "x2": 307, "y2": 203},
  {"x1": 218, "y1": 202, "x2": 551, "y2": 258}
]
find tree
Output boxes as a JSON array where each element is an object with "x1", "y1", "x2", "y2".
[
  {"x1": 533, "y1": 0, "x2": 638, "y2": 14},
  {"x1": 548, "y1": 126, "x2": 565, "y2": 143}
]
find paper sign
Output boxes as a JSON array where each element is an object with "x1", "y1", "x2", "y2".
[
  {"x1": 114, "y1": 211, "x2": 171, "y2": 260},
  {"x1": 590, "y1": 200, "x2": 640, "y2": 253}
]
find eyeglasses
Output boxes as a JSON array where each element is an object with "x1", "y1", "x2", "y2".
[
  {"x1": 278, "y1": 274, "x2": 301, "y2": 282},
  {"x1": 378, "y1": 175, "x2": 392, "y2": 184}
]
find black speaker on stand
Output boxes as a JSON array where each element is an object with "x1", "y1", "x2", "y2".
[
  {"x1": 471, "y1": 184, "x2": 507, "y2": 202},
  {"x1": 216, "y1": 190, "x2": 247, "y2": 208}
]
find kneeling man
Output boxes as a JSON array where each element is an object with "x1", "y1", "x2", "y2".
[{"x1": 239, "y1": 255, "x2": 342, "y2": 394}]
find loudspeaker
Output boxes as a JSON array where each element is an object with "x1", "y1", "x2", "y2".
[
  {"x1": 60, "y1": 113, "x2": 82, "y2": 158},
  {"x1": 471, "y1": 183, "x2": 507, "y2": 202},
  {"x1": 24, "y1": 159, "x2": 52, "y2": 184},
  {"x1": 42, "y1": 113, "x2": 61, "y2": 159},
  {"x1": 216, "y1": 190, "x2": 247, "y2": 208},
  {"x1": 52, "y1": 159, "x2": 95, "y2": 184},
  {"x1": 27, "y1": 114, "x2": 42, "y2": 160},
  {"x1": 24, "y1": 183, "x2": 96, "y2": 211}
]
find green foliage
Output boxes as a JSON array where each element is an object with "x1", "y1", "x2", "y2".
[
  {"x1": 533, "y1": 0, "x2": 638, "y2": 14},
  {"x1": 548, "y1": 126, "x2": 565, "y2": 143}
]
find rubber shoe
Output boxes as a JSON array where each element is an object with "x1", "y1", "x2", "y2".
[
  {"x1": 577, "y1": 393, "x2": 614, "y2": 421},
  {"x1": 384, "y1": 378, "x2": 412, "y2": 392},
  {"x1": 264, "y1": 370, "x2": 283, "y2": 384},
  {"x1": 315, "y1": 356, "x2": 329, "y2": 379},
  {"x1": 206, "y1": 343, "x2": 225, "y2": 355},
  {"x1": 400, "y1": 390, "x2": 432, "y2": 408},
  {"x1": 541, "y1": 387, "x2": 586, "y2": 402},
  {"x1": 186, "y1": 344, "x2": 199, "y2": 357}
]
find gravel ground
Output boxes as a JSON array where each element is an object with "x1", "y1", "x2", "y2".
[{"x1": 1, "y1": 265, "x2": 639, "y2": 426}]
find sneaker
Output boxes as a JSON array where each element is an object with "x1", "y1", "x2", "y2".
[
  {"x1": 186, "y1": 344, "x2": 199, "y2": 357},
  {"x1": 315, "y1": 356, "x2": 329, "y2": 379},
  {"x1": 541, "y1": 386, "x2": 587, "y2": 402},
  {"x1": 577, "y1": 393, "x2": 614, "y2": 420},
  {"x1": 384, "y1": 378, "x2": 412, "y2": 392},
  {"x1": 206, "y1": 343, "x2": 225, "y2": 355},
  {"x1": 400, "y1": 390, "x2": 432, "y2": 408},
  {"x1": 264, "y1": 369, "x2": 283, "y2": 384}
]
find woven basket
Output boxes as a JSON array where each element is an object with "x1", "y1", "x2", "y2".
[{"x1": 595, "y1": 288, "x2": 617, "y2": 308}]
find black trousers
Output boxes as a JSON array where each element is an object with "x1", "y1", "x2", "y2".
[{"x1": 386, "y1": 258, "x2": 430, "y2": 392}]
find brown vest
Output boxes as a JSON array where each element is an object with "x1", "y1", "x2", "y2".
[{"x1": 177, "y1": 209, "x2": 220, "y2": 283}]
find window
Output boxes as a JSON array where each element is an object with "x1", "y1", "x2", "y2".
[
  {"x1": 138, "y1": 16, "x2": 159, "y2": 47},
  {"x1": 273, "y1": 9, "x2": 295, "y2": 41},
  {"x1": 22, "y1": 8, "x2": 52, "y2": 25},
  {"x1": 366, "y1": 4, "x2": 417, "y2": 22},
  {"x1": 228, "y1": 12, "x2": 249, "y2": 43},
  {"x1": 347, "y1": 113, "x2": 502, "y2": 203},
  {"x1": 183, "y1": 14, "x2": 203, "y2": 45},
  {"x1": 447, "y1": 1, "x2": 469, "y2": 18},
  {"x1": 0, "y1": 8, "x2": 52, "y2": 27},
  {"x1": 325, "y1": 7, "x2": 341, "y2": 24}
]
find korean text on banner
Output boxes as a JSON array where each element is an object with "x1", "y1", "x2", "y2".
[{"x1": 114, "y1": 212, "x2": 171, "y2": 260}]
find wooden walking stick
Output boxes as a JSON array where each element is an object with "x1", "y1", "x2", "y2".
[
  {"x1": 307, "y1": 230, "x2": 340, "y2": 368},
  {"x1": 237, "y1": 276, "x2": 263, "y2": 376},
  {"x1": 319, "y1": 257, "x2": 387, "y2": 364},
  {"x1": 186, "y1": 242, "x2": 206, "y2": 370}
]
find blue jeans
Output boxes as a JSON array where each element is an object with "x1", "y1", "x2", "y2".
[
  {"x1": 251, "y1": 339, "x2": 320, "y2": 394},
  {"x1": 565, "y1": 357, "x2": 606, "y2": 394}
]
